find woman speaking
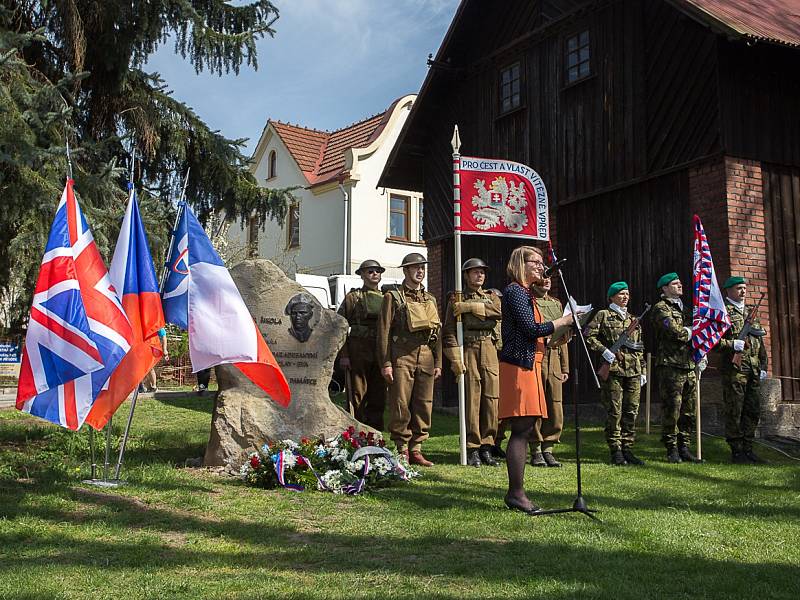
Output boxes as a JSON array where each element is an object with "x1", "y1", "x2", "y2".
[{"x1": 499, "y1": 246, "x2": 575, "y2": 514}]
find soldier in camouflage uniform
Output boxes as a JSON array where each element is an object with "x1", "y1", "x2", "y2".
[
  {"x1": 586, "y1": 281, "x2": 646, "y2": 466},
  {"x1": 442, "y1": 258, "x2": 502, "y2": 468},
  {"x1": 529, "y1": 277, "x2": 569, "y2": 467},
  {"x1": 650, "y1": 272, "x2": 702, "y2": 464},
  {"x1": 377, "y1": 253, "x2": 442, "y2": 467},
  {"x1": 338, "y1": 259, "x2": 387, "y2": 431},
  {"x1": 716, "y1": 276, "x2": 768, "y2": 463}
]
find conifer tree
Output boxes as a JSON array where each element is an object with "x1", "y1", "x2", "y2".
[{"x1": 0, "y1": 1, "x2": 293, "y2": 336}]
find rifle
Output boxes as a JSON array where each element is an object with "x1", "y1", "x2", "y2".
[
  {"x1": 731, "y1": 291, "x2": 766, "y2": 368},
  {"x1": 597, "y1": 303, "x2": 651, "y2": 382}
]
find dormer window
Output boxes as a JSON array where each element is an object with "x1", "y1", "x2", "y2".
[{"x1": 268, "y1": 150, "x2": 277, "y2": 179}]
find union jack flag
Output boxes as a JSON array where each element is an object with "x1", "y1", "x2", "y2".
[
  {"x1": 691, "y1": 214, "x2": 731, "y2": 362},
  {"x1": 16, "y1": 179, "x2": 134, "y2": 430}
]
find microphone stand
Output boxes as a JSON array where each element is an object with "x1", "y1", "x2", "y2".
[{"x1": 531, "y1": 260, "x2": 600, "y2": 521}]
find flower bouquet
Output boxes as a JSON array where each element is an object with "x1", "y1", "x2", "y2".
[{"x1": 239, "y1": 426, "x2": 418, "y2": 494}]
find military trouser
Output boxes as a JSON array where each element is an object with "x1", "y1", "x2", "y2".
[
  {"x1": 657, "y1": 365, "x2": 696, "y2": 448},
  {"x1": 463, "y1": 338, "x2": 499, "y2": 449},
  {"x1": 388, "y1": 343, "x2": 435, "y2": 452},
  {"x1": 532, "y1": 351, "x2": 564, "y2": 453},
  {"x1": 599, "y1": 374, "x2": 640, "y2": 450},
  {"x1": 721, "y1": 369, "x2": 761, "y2": 452},
  {"x1": 346, "y1": 338, "x2": 387, "y2": 431}
]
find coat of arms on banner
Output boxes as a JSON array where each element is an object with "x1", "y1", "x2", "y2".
[
  {"x1": 471, "y1": 176, "x2": 529, "y2": 232},
  {"x1": 457, "y1": 156, "x2": 549, "y2": 240}
]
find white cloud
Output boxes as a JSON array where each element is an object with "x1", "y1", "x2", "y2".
[{"x1": 145, "y1": 0, "x2": 458, "y2": 151}]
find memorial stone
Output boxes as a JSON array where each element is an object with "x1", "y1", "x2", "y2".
[{"x1": 204, "y1": 259, "x2": 371, "y2": 467}]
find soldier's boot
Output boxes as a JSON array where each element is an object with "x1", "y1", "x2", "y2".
[
  {"x1": 479, "y1": 445, "x2": 499, "y2": 467},
  {"x1": 530, "y1": 451, "x2": 547, "y2": 467},
  {"x1": 678, "y1": 444, "x2": 703, "y2": 464},
  {"x1": 491, "y1": 443, "x2": 506, "y2": 459},
  {"x1": 610, "y1": 448, "x2": 627, "y2": 466},
  {"x1": 744, "y1": 448, "x2": 768, "y2": 464},
  {"x1": 729, "y1": 443, "x2": 750, "y2": 464},
  {"x1": 542, "y1": 452, "x2": 562, "y2": 468},
  {"x1": 409, "y1": 450, "x2": 434, "y2": 467},
  {"x1": 621, "y1": 448, "x2": 645, "y2": 466},
  {"x1": 666, "y1": 446, "x2": 682, "y2": 463},
  {"x1": 467, "y1": 449, "x2": 482, "y2": 468}
]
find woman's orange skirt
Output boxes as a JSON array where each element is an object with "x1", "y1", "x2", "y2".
[{"x1": 498, "y1": 360, "x2": 547, "y2": 419}]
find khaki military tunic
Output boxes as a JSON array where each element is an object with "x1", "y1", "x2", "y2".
[
  {"x1": 716, "y1": 299, "x2": 768, "y2": 452},
  {"x1": 533, "y1": 294, "x2": 569, "y2": 452},
  {"x1": 650, "y1": 297, "x2": 696, "y2": 448},
  {"x1": 377, "y1": 284, "x2": 442, "y2": 452},
  {"x1": 338, "y1": 286, "x2": 387, "y2": 430},
  {"x1": 586, "y1": 306, "x2": 645, "y2": 450},
  {"x1": 442, "y1": 287, "x2": 501, "y2": 450}
]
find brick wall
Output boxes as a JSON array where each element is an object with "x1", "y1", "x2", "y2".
[{"x1": 688, "y1": 156, "x2": 772, "y2": 371}]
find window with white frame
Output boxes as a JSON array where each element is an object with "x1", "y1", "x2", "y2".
[
  {"x1": 268, "y1": 150, "x2": 277, "y2": 179},
  {"x1": 389, "y1": 194, "x2": 410, "y2": 241}
]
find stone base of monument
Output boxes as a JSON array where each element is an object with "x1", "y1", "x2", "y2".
[{"x1": 204, "y1": 260, "x2": 372, "y2": 468}]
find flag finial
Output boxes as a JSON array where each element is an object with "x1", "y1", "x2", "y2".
[{"x1": 451, "y1": 125, "x2": 461, "y2": 154}]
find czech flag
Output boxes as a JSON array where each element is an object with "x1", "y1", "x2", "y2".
[
  {"x1": 84, "y1": 184, "x2": 165, "y2": 429},
  {"x1": 162, "y1": 203, "x2": 290, "y2": 407}
]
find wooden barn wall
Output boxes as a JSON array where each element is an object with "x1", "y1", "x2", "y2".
[
  {"x1": 763, "y1": 164, "x2": 800, "y2": 402},
  {"x1": 422, "y1": 0, "x2": 720, "y2": 244},
  {"x1": 719, "y1": 42, "x2": 800, "y2": 169}
]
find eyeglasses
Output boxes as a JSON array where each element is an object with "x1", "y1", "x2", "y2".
[
  {"x1": 525, "y1": 259, "x2": 544, "y2": 266},
  {"x1": 365, "y1": 269, "x2": 381, "y2": 274}
]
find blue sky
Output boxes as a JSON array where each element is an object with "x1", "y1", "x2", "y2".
[{"x1": 146, "y1": 0, "x2": 459, "y2": 155}]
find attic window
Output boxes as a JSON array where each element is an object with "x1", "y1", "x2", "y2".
[
  {"x1": 566, "y1": 31, "x2": 591, "y2": 84},
  {"x1": 268, "y1": 150, "x2": 277, "y2": 179},
  {"x1": 499, "y1": 62, "x2": 522, "y2": 113}
]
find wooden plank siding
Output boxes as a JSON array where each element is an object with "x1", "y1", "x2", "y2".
[{"x1": 763, "y1": 164, "x2": 800, "y2": 402}]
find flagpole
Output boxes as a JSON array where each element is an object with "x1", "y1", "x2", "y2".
[
  {"x1": 451, "y1": 126, "x2": 467, "y2": 467},
  {"x1": 695, "y1": 367, "x2": 702, "y2": 461},
  {"x1": 114, "y1": 168, "x2": 190, "y2": 480}
]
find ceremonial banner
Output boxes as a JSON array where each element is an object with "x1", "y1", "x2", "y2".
[
  {"x1": 456, "y1": 156, "x2": 549, "y2": 240},
  {"x1": 691, "y1": 214, "x2": 731, "y2": 362},
  {"x1": 16, "y1": 180, "x2": 133, "y2": 430},
  {"x1": 163, "y1": 204, "x2": 291, "y2": 407},
  {"x1": 85, "y1": 184, "x2": 165, "y2": 429}
]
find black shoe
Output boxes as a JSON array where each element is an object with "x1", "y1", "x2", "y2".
[
  {"x1": 731, "y1": 450, "x2": 751, "y2": 464},
  {"x1": 542, "y1": 452, "x2": 562, "y2": 467},
  {"x1": 467, "y1": 449, "x2": 482, "y2": 467},
  {"x1": 622, "y1": 449, "x2": 645, "y2": 466},
  {"x1": 479, "y1": 447, "x2": 499, "y2": 467},
  {"x1": 504, "y1": 496, "x2": 542, "y2": 515},
  {"x1": 611, "y1": 448, "x2": 627, "y2": 466},
  {"x1": 491, "y1": 444, "x2": 506, "y2": 459},
  {"x1": 530, "y1": 451, "x2": 547, "y2": 467},
  {"x1": 678, "y1": 445, "x2": 703, "y2": 463},
  {"x1": 744, "y1": 449, "x2": 768, "y2": 464},
  {"x1": 666, "y1": 447, "x2": 682, "y2": 463}
]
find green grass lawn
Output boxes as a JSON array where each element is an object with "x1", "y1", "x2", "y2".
[{"x1": 0, "y1": 395, "x2": 798, "y2": 600}]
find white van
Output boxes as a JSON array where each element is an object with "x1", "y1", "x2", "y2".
[{"x1": 293, "y1": 273, "x2": 407, "y2": 310}]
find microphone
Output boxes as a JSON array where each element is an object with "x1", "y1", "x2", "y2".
[{"x1": 543, "y1": 258, "x2": 567, "y2": 279}]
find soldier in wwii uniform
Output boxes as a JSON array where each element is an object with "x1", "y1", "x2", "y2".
[
  {"x1": 337, "y1": 259, "x2": 387, "y2": 431},
  {"x1": 650, "y1": 272, "x2": 702, "y2": 464},
  {"x1": 442, "y1": 258, "x2": 502, "y2": 468},
  {"x1": 716, "y1": 276, "x2": 768, "y2": 464},
  {"x1": 377, "y1": 253, "x2": 442, "y2": 467},
  {"x1": 586, "y1": 281, "x2": 646, "y2": 466},
  {"x1": 529, "y1": 277, "x2": 569, "y2": 468}
]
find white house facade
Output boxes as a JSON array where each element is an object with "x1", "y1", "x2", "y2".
[{"x1": 227, "y1": 95, "x2": 425, "y2": 281}]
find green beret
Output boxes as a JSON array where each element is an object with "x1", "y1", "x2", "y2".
[
  {"x1": 723, "y1": 276, "x2": 746, "y2": 289},
  {"x1": 607, "y1": 281, "x2": 629, "y2": 298},
  {"x1": 657, "y1": 272, "x2": 679, "y2": 289}
]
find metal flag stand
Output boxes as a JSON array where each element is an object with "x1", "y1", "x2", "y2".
[
  {"x1": 451, "y1": 126, "x2": 468, "y2": 466},
  {"x1": 82, "y1": 147, "x2": 139, "y2": 488},
  {"x1": 529, "y1": 255, "x2": 601, "y2": 521}
]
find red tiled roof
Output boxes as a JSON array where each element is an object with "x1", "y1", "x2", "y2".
[
  {"x1": 268, "y1": 104, "x2": 393, "y2": 187},
  {"x1": 675, "y1": 0, "x2": 800, "y2": 47}
]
